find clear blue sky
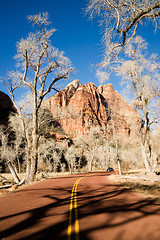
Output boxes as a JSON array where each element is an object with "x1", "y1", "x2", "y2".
[{"x1": 0, "y1": 0, "x2": 160, "y2": 99}]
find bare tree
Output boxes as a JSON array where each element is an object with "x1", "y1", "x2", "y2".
[
  {"x1": 0, "y1": 126, "x2": 21, "y2": 184},
  {"x1": 74, "y1": 126, "x2": 107, "y2": 172},
  {"x1": 87, "y1": 0, "x2": 160, "y2": 46},
  {"x1": 86, "y1": 0, "x2": 160, "y2": 82},
  {"x1": 38, "y1": 137, "x2": 62, "y2": 174},
  {"x1": 65, "y1": 145, "x2": 79, "y2": 174},
  {"x1": 117, "y1": 36, "x2": 160, "y2": 172},
  {"x1": 3, "y1": 12, "x2": 73, "y2": 182},
  {"x1": 152, "y1": 125, "x2": 160, "y2": 167},
  {"x1": 86, "y1": 0, "x2": 160, "y2": 172},
  {"x1": 8, "y1": 114, "x2": 26, "y2": 174}
]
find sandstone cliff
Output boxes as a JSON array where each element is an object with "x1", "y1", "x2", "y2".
[{"x1": 44, "y1": 80, "x2": 141, "y2": 139}]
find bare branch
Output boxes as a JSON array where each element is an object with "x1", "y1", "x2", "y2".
[{"x1": 86, "y1": 0, "x2": 160, "y2": 75}]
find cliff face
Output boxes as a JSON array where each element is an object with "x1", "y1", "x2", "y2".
[
  {"x1": 44, "y1": 80, "x2": 141, "y2": 139},
  {"x1": 0, "y1": 91, "x2": 16, "y2": 126}
]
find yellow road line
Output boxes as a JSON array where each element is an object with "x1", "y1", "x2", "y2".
[
  {"x1": 67, "y1": 177, "x2": 84, "y2": 240},
  {"x1": 67, "y1": 174, "x2": 96, "y2": 240},
  {"x1": 67, "y1": 181, "x2": 77, "y2": 240},
  {"x1": 74, "y1": 178, "x2": 82, "y2": 240}
]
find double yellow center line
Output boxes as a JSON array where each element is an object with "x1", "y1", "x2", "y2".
[{"x1": 67, "y1": 176, "x2": 84, "y2": 240}]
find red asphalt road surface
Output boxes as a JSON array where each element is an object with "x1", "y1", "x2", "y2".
[{"x1": 0, "y1": 172, "x2": 160, "y2": 240}]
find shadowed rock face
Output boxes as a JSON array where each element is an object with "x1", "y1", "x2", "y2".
[
  {"x1": 0, "y1": 91, "x2": 16, "y2": 126},
  {"x1": 44, "y1": 80, "x2": 141, "y2": 140}
]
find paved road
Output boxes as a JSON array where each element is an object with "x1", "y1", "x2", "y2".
[{"x1": 0, "y1": 172, "x2": 160, "y2": 240}]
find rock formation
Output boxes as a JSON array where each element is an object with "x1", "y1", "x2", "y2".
[
  {"x1": 44, "y1": 80, "x2": 141, "y2": 140},
  {"x1": 0, "y1": 91, "x2": 16, "y2": 126}
]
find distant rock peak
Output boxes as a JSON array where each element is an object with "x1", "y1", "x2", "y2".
[
  {"x1": 65, "y1": 79, "x2": 81, "y2": 90},
  {"x1": 44, "y1": 81, "x2": 141, "y2": 140}
]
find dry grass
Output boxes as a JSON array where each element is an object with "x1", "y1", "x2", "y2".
[{"x1": 109, "y1": 170, "x2": 160, "y2": 202}]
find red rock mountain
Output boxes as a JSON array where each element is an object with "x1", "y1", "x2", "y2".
[{"x1": 44, "y1": 80, "x2": 141, "y2": 139}]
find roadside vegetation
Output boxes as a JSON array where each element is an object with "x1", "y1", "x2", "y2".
[
  {"x1": 0, "y1": 117, "x2": 160, "y2": 191},
  {"x1": 109, "y1": 170, "x2": 160, "y2": 203}
]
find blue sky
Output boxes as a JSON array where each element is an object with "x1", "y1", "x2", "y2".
[{"x1": 0, "y1": 0, "x2": 160, "y2": 99}]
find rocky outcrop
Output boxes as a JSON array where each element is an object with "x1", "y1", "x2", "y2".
[
  {"x1": 44, "y1": 80, "x2": 141, "y2": 140},
  {"x1": 0, "y1": 91, "x2": 16, "y2": 126},
  {"x1": 97, "y1": 83, "x2": 141, "y2": 137}
]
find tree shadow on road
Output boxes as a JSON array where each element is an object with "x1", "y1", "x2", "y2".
[{"x1": 0, "y1": 175, "x2": 160, "y2": 240}]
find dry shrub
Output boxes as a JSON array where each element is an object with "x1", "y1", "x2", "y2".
[{"x1": 119, "y1": 145, "x2": 143, "y2": 171}]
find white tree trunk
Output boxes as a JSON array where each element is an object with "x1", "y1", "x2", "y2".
[
  {"x1": 8, "y1": 162, "x2": 20, "y2": 184},
  {"x1": 30, "y1": 123, "x2": 38, "y2": 181},
  {"x1": 29, "y1": 95, "x2": 39, "y2": 182},
  {"x1": 141, "y1": 142, "x2": 153, "y2": 173},
  {"x1": 117, "y1": 160, "x2": 122, "y2": 175}
]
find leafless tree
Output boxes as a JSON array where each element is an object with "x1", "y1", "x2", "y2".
[
  {"x1": 3, "y1": 12, "x2": 73, "y2": 182},
  {"x1": 86, "y1": 0, "x2": 160, "y2": 80},
  {"x1": 86, "y1": 0, "x2": 160, "y2": 172},
  {"x1": 74, "y1": 126, "x2": 107, "y2": 172},
  {"x1": 152, "y1": 125, "x2": 160, "y2": 167},
  {"x1": 38, "y1": 137, "x2": 65, "y2": 174},
  {"x1": 0, "y1": 126, "x2": 21, "y2": 184},
  {"x1": 65, "y1": 145, "x2": 81, "y2": 173},
  {"x1": 117, "y1": 36, "x2": 160, "y2": 172}
]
